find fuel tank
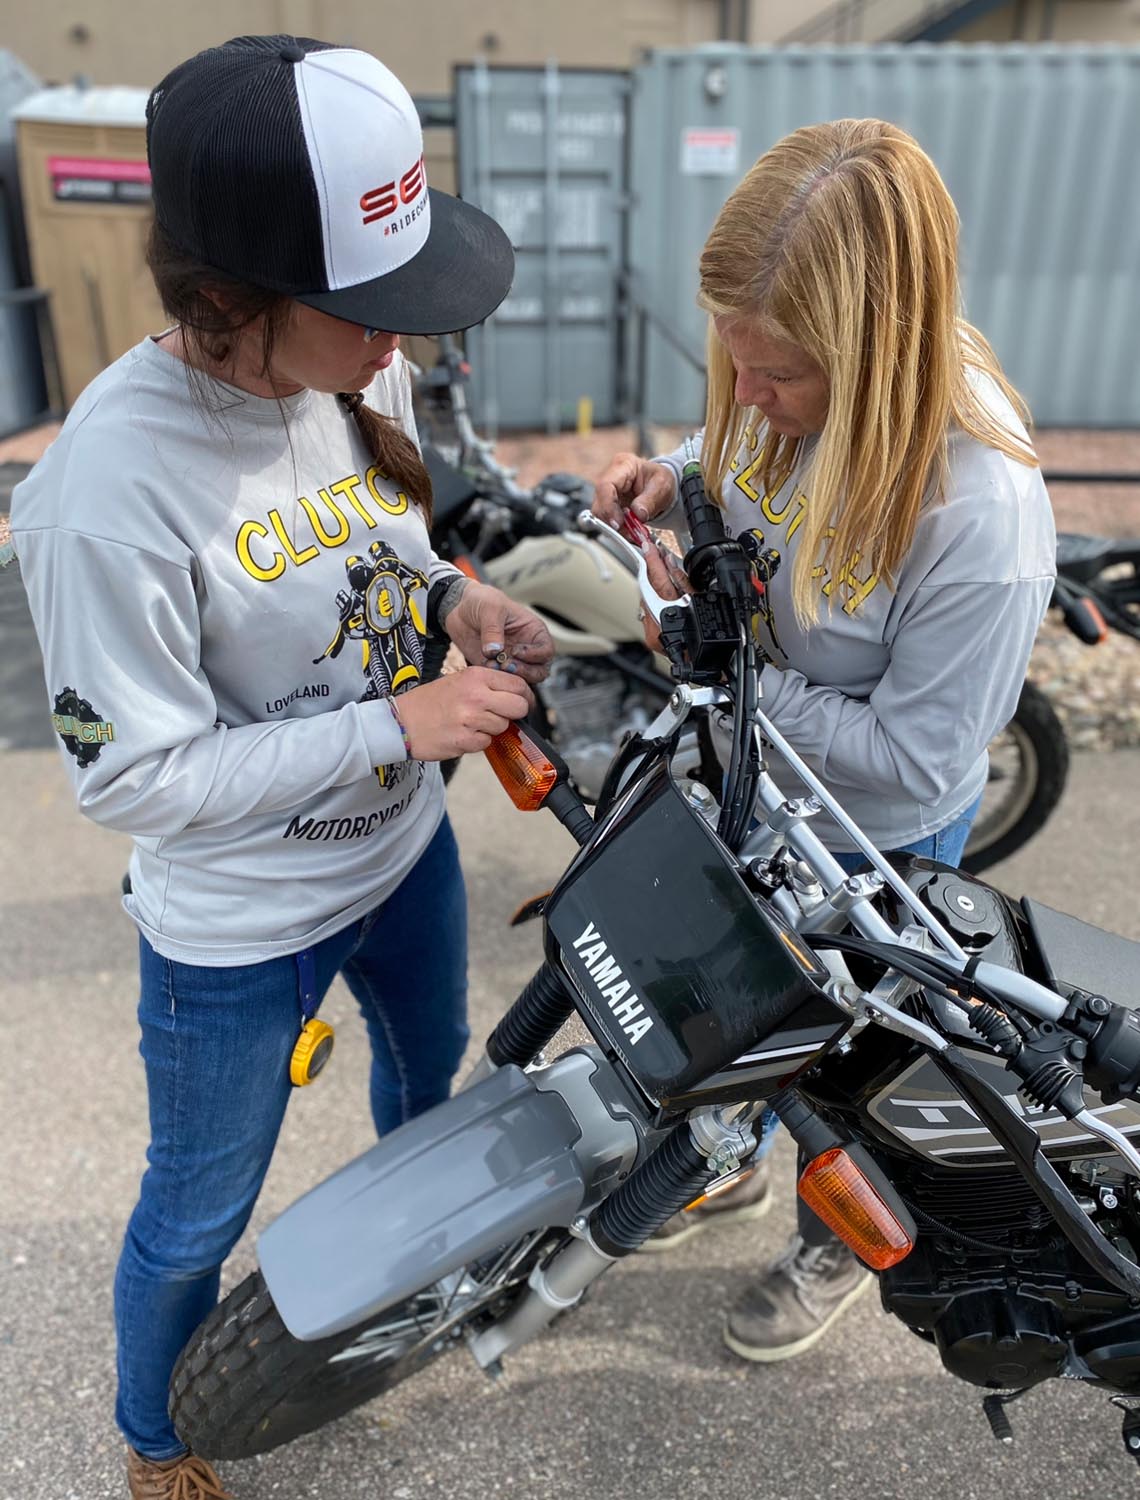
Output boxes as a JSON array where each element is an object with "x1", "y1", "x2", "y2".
[
  {"x1": 484, "y1": 534, "x2": 645, "y2": 655},
  {"x1": 868, "y1": 1051, "x2": 1140, "y2": 1167}
]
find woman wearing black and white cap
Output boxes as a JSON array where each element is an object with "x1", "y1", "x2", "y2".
[{"x1": 11, "y1": 35, "x2": 549, "y2": 1500}]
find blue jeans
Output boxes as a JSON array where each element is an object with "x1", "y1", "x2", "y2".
[
  {"x1": 113, "y1": 816, "x2": 469, "y2": 1459},
  {"x1": 753, "y1": 793, "x2": 983, "y2": 1172}
]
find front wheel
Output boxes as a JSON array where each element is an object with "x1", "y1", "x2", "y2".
[
  {"x1": 961, "y1": 680, "x2": 1069, "y2": 874},
  {"x1": 170, "y1": 1230, "x2": 560, "y2": 1459}
]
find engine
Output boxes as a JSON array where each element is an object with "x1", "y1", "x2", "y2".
[
  {"x1": 879, "y1": 1160, "x2": 1140, "y2": 1391},
  {"x1": 538, "y1": 658, "x2": 662, "y2": 801}
]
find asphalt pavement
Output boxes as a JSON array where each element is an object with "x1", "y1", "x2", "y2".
[{"x1": 3, "y1": 731, "x2": 1140, "y2": 1500}]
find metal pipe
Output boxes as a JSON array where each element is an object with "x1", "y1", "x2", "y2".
[
  {"x1": 472, "y1": 59, "x2": 500, "y2": 439},
  {"x1": 1042, "y1": 472, "x2": 1140, "y2": 486},
  {"x1": 542, "y1": 59, "x2": 561, "y2": 435}
]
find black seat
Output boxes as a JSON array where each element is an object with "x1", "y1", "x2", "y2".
[
  {"x1": 1055, "y1": 532, "x2": 1117, "y2": 584},
  {"x1": 423, "y1": 444, "x2": 481, "y2": 531},
  {"x1": 1022, "y1": 896, "x2": 1140, "y2": 1010}
]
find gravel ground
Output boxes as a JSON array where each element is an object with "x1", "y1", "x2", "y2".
[{"x1": 1029, "y1": 617, "x2": 1140, "y2": 751}]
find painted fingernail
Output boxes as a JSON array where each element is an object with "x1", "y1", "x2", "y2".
[
  {"x1": 506, "y1": 662, "x2": 518, "y2": 674},
  {"x1": 484, "y1": 642, "x2": 504, "y2": 655}
]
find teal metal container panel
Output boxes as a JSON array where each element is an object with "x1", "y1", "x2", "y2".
[
  {"x1": 628, "y1": 44, "x2": 1140, "y2": 427},
  {"x1": 455, "y1": 64, "x2": 629, "y2": 432}
]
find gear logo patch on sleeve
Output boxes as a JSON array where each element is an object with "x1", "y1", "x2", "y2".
[{"x1": 51, "y1": 687, "x2": 115, "y2": 768}]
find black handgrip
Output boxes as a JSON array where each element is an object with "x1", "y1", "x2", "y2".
[
  {"x1": 679, "y1": 460, "x2": 728, "y2": 551},
  {"x1": 1063, "y1": 597, "x2": 1107, "y2": 646},
  {"x1": 1055, "y1": 582, "x2": 1106, "y2": 645}
]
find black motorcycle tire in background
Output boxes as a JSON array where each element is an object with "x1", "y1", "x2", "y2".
[
  {"x1": 961, "y1": 680, "x2": 1069, "y2": 874},
  {"x1": 170, "y1": 1231, "x2": 560, "y2": 1458}
]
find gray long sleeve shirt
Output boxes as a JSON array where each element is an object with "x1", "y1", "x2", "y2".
[
  {"x1": 12, "y1": 338, "x2": 460, "y2": 963},
  {"x1": 656, "y1": 382, "x2": 1056, "y2": 850}
]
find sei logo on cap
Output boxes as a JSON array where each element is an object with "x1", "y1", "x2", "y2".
[{"x1": 360, "y1": 155, "x2": 427, "y2": 227}]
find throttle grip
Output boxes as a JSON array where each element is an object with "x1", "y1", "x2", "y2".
[{"x1": 679, "y1": 460, "x2": 727, "y2": 550}]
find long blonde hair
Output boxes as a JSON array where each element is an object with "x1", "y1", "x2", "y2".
[{"x1": 698, "y1": 118, "x2": 1035, "y2": 624}]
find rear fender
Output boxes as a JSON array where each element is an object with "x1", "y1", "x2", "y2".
[{"x1": 258, "y1": 1052, "x2": 640, "y2": 1340}]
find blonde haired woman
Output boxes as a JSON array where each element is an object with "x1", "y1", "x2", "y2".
[{"x1": 593, "y1": 118, "x2": 1055, "y2": 1360}]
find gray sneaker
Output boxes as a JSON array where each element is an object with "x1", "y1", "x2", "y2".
[
  {"x1": 640, "y1": 1160, "x2": 772, "y2": 1253},
  {"x1": 723, "y1": 1231, "x2": 872, "y2": 1362}
]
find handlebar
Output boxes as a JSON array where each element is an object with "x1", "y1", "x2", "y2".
[{"x1": 1054, "y1": 577, "x2": 1109, "y2": 645}]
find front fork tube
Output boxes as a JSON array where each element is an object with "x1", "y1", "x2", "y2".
[
  {"x1": 466, "y1": 1105, "x2": 757, "y2": 1369},
  {"x1": 461, "y1": 963, "x2": 576, "y2": 1094}
]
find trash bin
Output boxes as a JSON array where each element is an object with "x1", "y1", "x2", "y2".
[
  {"x1": 13, "y1": 82, "x2": 161, "y2": 409},
  {"x1": 0, "y1": 50, "x2": 48, "y2": 436}
]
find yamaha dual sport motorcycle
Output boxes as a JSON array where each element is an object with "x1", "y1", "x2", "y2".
[
  {"x1": 962, "y1": 531, "x2": 1140, "y2": 873},
  {"x1": 172, "y1": 449, "x2": 1140, "y2": 1475}
]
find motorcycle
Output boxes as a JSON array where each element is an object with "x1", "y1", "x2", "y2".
[
  {"x1": 171, "y1": 448, "x2": 1140, "y2": 1475},
  {"x1": 413, "y1": 338, "x2": 1115, "y2": 873},
  {"x1": 962, "y1": 532, "x2": 1139, "y2": 873}
]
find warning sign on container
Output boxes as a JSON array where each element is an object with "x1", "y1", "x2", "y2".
[{"x1": 679, "y1": 128, "x2": 740, "y2": 177}]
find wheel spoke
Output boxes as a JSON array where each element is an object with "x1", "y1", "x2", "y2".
[{"x1": 318, "y1": 1229, "x2": 556, "y2": 1383}]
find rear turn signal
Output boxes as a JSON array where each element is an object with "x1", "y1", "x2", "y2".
[
  {"x1": 797, "y1": 1148, "x2": 915, "y2": 1270},
  {"x1": 485, "y1": 723, "x2": 560, "y2": 811}
]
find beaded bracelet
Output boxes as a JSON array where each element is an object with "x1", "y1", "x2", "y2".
[{"x1": 387, "y1": 696, "x2": 414, "y2": 760}]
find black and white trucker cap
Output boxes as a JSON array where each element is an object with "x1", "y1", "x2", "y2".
[{"x1": 146, "y1": 35, "x2": 513, "y2": 336}]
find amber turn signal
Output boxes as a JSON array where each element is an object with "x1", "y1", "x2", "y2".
[
  {"x1": 797, "y1": 1147, "x2": 915, "y2": 1270},
  {"x1": 1082, "y1": 597, "x2": 1110, "y2": 644},
  {"x1": 485, "y1": 723, "x2": 560, "y2": 811}
]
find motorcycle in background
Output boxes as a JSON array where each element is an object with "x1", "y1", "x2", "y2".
[
  {"x1": 962, "y1": 534, "x2": 1139, "y2": 871},
  {"x1": 417, "y1": 337, "x2": 718, "y2": 798}
]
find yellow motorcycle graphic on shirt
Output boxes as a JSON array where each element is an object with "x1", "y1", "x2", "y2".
[{"x1": 314, "y1": 539, "x2": 429, "y2": 786}]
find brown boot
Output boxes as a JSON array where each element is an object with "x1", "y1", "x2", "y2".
[
  {"x1": 127, "y1": 1447, "x2": 234, "y2": 1500},
  {"x1": 639, "y1": 1160, "x2": 773, "y2": 1252},
  {"x1": 723, "y1": 1230, "x2": 872, "y2": 1362}
]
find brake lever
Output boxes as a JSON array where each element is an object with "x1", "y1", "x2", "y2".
[
  {"x1": 1071, "y1": 1108, "x2": 1140, "y2": 1182},
  {"x1": 576, "y1": 511, "x2": 687, "y2": 624}
]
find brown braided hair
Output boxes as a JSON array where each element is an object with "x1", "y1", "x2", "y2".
[
  {"x1": 146, "y1": 218, "x2": 433, "y2": 522},
  {"x1": 336, "y1": 391, "x2": 432, "y2": 524}
]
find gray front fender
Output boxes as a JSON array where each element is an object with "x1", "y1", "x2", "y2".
[{"x1": 259, "y1": 1063, "x2": 593, "y2": 1341}]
